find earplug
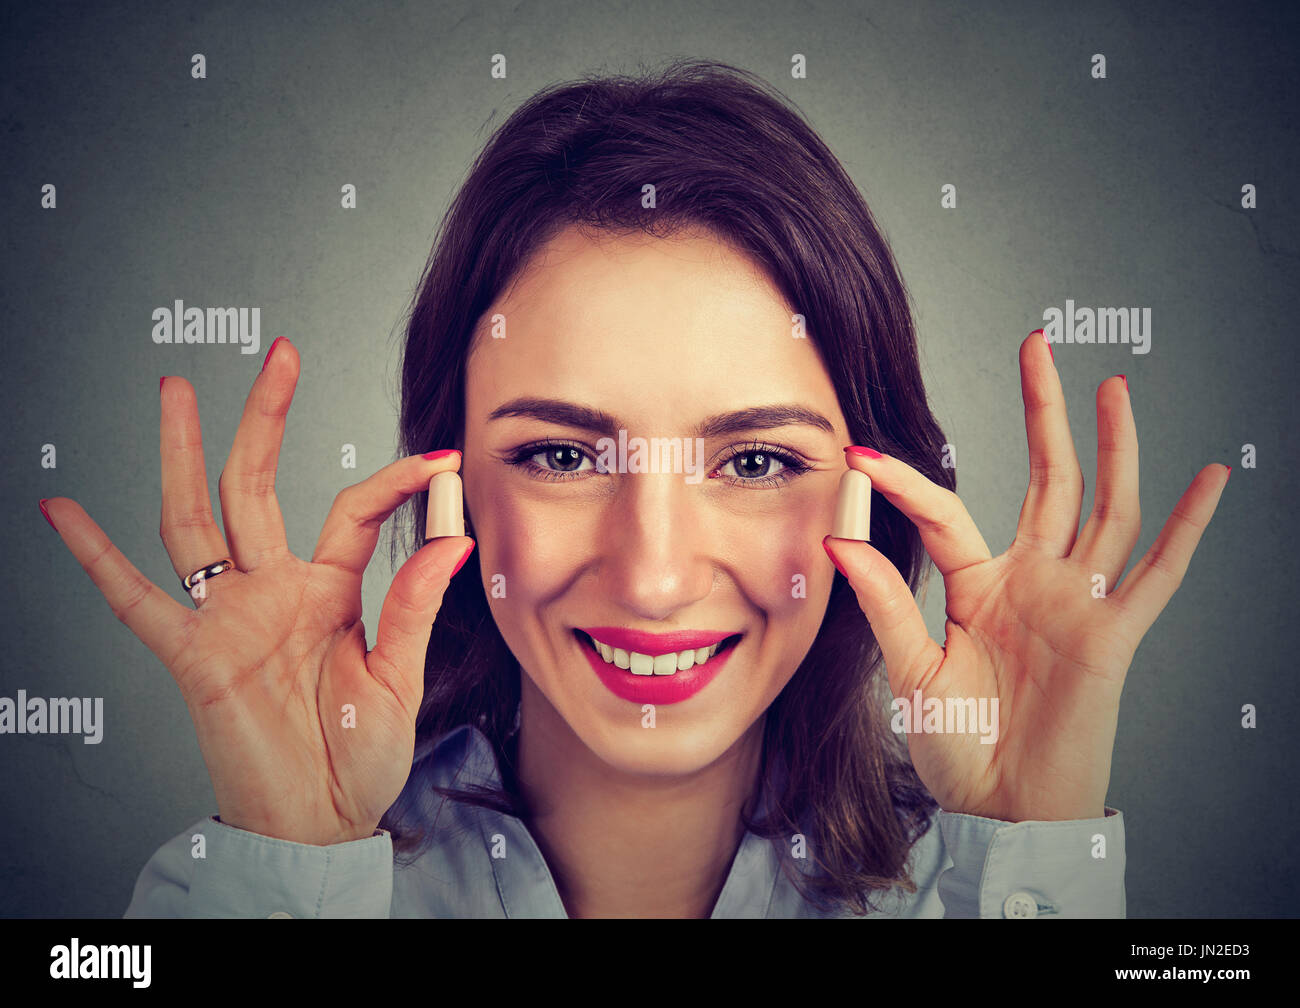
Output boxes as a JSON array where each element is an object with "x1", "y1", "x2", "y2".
[
  {"x1": 425, "y1": 470, "x2": 465, "y2": 542},
  {"x1": 831, "y1": 468, "x2": 871, "y2": 541}
]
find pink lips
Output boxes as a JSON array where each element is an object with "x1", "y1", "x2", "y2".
[{"x1": 575, "y1": 627, "x2": 741, "y2": 706}]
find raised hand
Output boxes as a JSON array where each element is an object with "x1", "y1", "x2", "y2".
[
  {"x1": 822, "y1": 331, "x2": 1228, "y2": 823},
  {"x1": 39, "y1": 339, "x2": 474, "y2": 845}
]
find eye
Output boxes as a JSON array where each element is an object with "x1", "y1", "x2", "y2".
[
  {"x1": 506, "y1": 438, "x2": 598, "y2": 482},
  {"x1": 505, "y1": 437, "x2": 812, "y2": 488},
  {"x1": 712, "y1": 443, "x2": 811, "y2": 488}
]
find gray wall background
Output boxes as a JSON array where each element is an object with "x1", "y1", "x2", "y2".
[{"x1": 3, "y1": 0, "x2": 1296, "y2": 917}]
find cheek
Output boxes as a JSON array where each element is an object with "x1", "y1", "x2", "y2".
[
  {"x1": 473, "y1": 487, "x2": 588, "y2": 609},
  {"x1": 712, "y1": 501, "x2": 835, "y2": 680},
  {"x1": 718, "y1": 491, "x2": 836, "y2": 605}
]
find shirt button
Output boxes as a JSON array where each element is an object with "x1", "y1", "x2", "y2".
[
  {"x1": 266, "y1": 911, "x2": 294, "y2": 919},
  {"x1": 1002, "y1": 892, "x2": 1039, "y2": 918}
]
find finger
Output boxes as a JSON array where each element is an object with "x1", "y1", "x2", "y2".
[
  {"x1": 822, "y1": 535, "x2": 945, "y2": 699},
  {"x1": 217, "y1": 337, "x2": 297, "y2": 572},
  {"x1": 1113, "y1": 464, "x2": 1229, "y2": 635},
  {"x1": 41, "y1": 497, "x2": 193, "y2": 668},
  {"x1": 843, "y1": 449, "x2": 992, "y2": 576},
  {"x1": 313, "y1": 451, "x2": 462, "y2": 576},
  {"x1": 1012, "y1": 330, "x2": 1085, "y2": 556},
  {"x1": 368, "y1": 535, "x2": 475, "y2": 713},
  {"x1": 1072, "y1": 375, "x2": 1140, "y2": 591},
  {"x1": 159, "y1": 376, "x2": 237, "y2": 605}
]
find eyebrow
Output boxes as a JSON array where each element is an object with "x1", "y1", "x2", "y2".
[{"x1": 486, "y1": 397, "x2": 835, "y2": 438}]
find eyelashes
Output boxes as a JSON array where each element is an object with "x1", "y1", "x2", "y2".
[{"x1": 504, "y1": 437, "x2": 813, "y2": 489}]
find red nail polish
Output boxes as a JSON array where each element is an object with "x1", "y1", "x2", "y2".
[
  {"x1": 1037, "y1": 329, "x2": 1054, "y2": 362},
  {"x1": 844, "y1": 446, "x2": 882, "y2": 459},
  {"x1": 423, "y1": 449, "x2": 460, "y2": 461},
  {"x1": 39, "y1": 499, "x2": 57, "y2": 531},
  {"x1": 1118, "y1": 374, "x2": 1128, "y2": 392},
  {"x1": 1225, "y1": 466, "x2": 1232, "y2": 483},
  {"x1": 451, "y1": 541, "x2": 475, "y2": 577},
  {"x1": 159, "y1": 376, "x2": 167, "y2": 393},
  {"x1": 822, "y1": 535, "x2": 847, "y2": 577},
  {"x1": 261, "y1": 336, "x2": 285, "y2": 373}
]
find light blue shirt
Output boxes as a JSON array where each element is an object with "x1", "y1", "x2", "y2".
[{"x1": 124, "y1": 723, "x2": 1126, "y2": 918}]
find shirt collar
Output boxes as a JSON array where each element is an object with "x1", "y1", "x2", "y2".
[{"x1": 436, "y1": 723, "x2": 784, "y2": 918}]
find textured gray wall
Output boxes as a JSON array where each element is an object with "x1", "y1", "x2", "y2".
[{"x1": 4, "y1": 0, "x2": 1296, "y2": 917}]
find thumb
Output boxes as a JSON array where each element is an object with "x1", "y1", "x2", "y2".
[
  {"x1": 822, "y1": 535, "x2": 943, "y2": 698},
  {"x1": 369, "y1": 536, "x2": 475, "y2": 710}
]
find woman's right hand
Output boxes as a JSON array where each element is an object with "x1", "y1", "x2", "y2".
[{"x1": 40, "y1": 338, "x2": 474, "y2": 846}]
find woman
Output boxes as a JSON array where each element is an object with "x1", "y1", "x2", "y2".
[{"x1": 43, "y1": 59, "x2": 1226, "y2": 917}]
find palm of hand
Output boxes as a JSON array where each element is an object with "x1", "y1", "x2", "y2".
[{"x1": 824, "y1": 332, "x2": 1228, "y2": 823}]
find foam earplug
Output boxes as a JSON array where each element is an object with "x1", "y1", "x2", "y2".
[
  {"x1": 425, "y1": 470, "x2": 465, "y2": 541},
  {"x1": 831, "y1": 468, "x2": 871, "y2": 541}
]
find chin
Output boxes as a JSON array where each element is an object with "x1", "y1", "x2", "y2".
[
  {"x1": 573, "y1": 708, "x2": 756, "y2": 779},
  {"x1": 588, "y1": 727, "x2": 736, "y2": 778}
]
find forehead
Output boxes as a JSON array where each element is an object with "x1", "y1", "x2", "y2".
[
  {"x1": 465, "y1": 224, "x2": 838, "y2": 426},
  {"x1": 491, "y1": 224, "x2": 783, "y2": 334}
]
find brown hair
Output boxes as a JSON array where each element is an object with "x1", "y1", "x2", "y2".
[{"x1": 381, "y1": 58, "x2": 951, "y2": 916}]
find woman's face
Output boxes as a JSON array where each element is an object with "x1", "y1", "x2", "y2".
[{"x1": 462, "y1": 224, "x2": 851, "y2": 777}]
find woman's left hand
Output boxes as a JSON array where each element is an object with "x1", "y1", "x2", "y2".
[{"x1": 822, "y1": 330, "x2": 1230, "y2": 823}]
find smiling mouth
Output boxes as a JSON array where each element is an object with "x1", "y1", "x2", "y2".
[{"x1": 573, "y1": 629, "x2": 743, "y2": 676}]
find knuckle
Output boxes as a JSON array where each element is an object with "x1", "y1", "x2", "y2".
[
  {"x1": 335, "y1": 481, "x2": 384, "y2": 533},
  {"x1": 925, "y1": 490, "x2": 964, "y2": 532},
  {"x1": 111, "y1": 574, "x2": 153, "y2": 626},
  {"x1": 82, "y1": 536, "x2": 115, "y2": 578},
  {"x1": 873, "y1": 585, "x2": 909, "y2": 625},
  {"x1": 220, "y1": 466, "x2": 276, "y2": 501},
  {"x1": 1091, "y1": 499, "x2": 1139, "y2": 528},
  {"x1": 389, "y1": 582, "x2": 431, "y2": 624},
  {"x1": 939, "y1": 489, "x2": 963, "y2": 523},
  {"x1": 412, "y1": 554, "x2": 451, "y2": 598},
  {"x1": 1027, "y1": 461, "x2": 1083, "y2": 490},
  {"x1": 333, "y1": 483, "x2": 362, "y2": 524},
  {"x1": 1146, "y1": 550, "x2": 1184, "y2": 587},
  {"x1": 1026, "y1": 466, "x2": 1053, "y2": 488},
  {"x1": 1170, "y1": 504, "x2": 1202, "y2": 532},
  {"x1": 170, "y1": 509, "x2": 216, "y2": 533},
  {"x1": 334, "y1": 481, "x2": 362, "y2": 511}
]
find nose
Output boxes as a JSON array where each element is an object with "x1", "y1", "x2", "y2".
[{"x1": 598, "y1": 470, "x2": 714, "y2": 623}]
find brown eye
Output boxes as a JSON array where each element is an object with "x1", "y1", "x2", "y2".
[
  {"x1": 508, "y1": 440, "x2": 598, "y2": 481},
  {"x1": 548, "y1": 445, "x2": 585, "y2": 471},
  {"x1": 713, "y1": 444, "x2": 811, "y2": 488},
  {"x1": 732, "y1": 450, "x2": 777, "y2": 479}
]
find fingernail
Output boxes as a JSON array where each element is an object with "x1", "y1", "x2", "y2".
[
  {"x1": 39, "y1": 499, "x2": 57, "y2": 531},
  {"x1": 1117, "y1": 374, "x2": 1128, "y2": 392},
  {"x1": 451, "y1": 540, "x2": 475, "y2": 577},
  {"x1": 1035, "y1": 328, "x2": 1054, "y2": 362},
  {"x1": 1225, "y1": 466, "x2": 1232, "y2": 483},
  {"x1": 423, "y1": 449, "x2": 460, "y2": 461},
  {"x1": 261, "y1": 336, "x2": 286, "y2": 373},
  {"x1": 844, "y1": 445, "x2": 882, "y2": 459},
  {"x1": 822, "y1": 535, "x2": 847, "y2": 577},
  {"x1": 159, "y1": 376, "x2": 167, "y2": 393}
]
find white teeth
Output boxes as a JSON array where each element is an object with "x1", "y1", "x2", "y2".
[{"x1": 584, "y1": 633, "x2": 727, "y2": 675}]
